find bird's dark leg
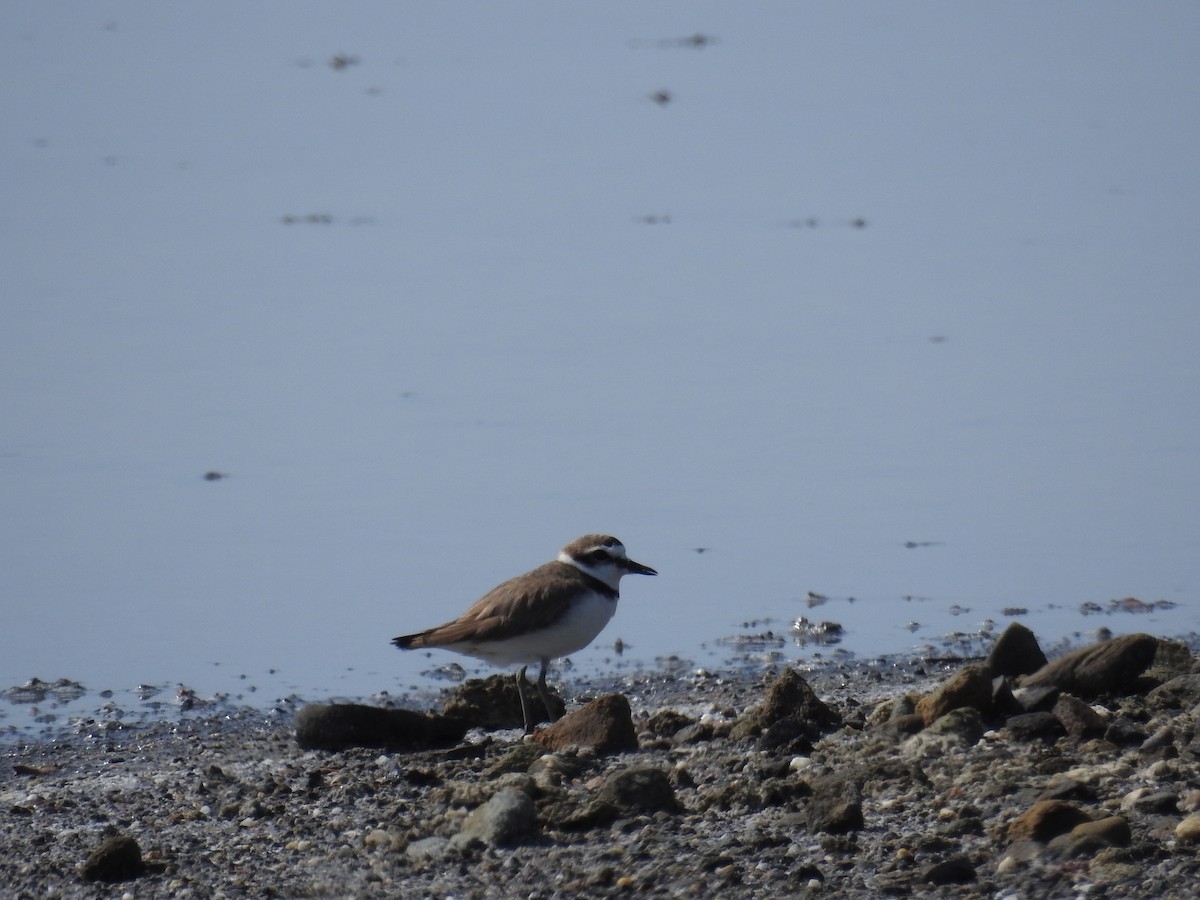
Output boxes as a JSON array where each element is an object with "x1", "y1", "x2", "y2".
[
  {"x1": 515, "y1": 665, "x2": 534, "y2": 733},
  {"x1": 534, "y1": 656, "x2": 558, "y2": 723}
]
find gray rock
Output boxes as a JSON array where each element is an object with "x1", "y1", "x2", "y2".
[
  {"x1": 450, "y1": 787, "x2": 537, "y2": 849},
  {"x1": 1052, "y1": 694, "x2": 1107, "y2": 739},
  {"x1": 405, "y1": 836, "x2": 450, "y2": 862},
  {"x1": 1146, "y1": 674, "x2": 1200, "y2": 710},
  {"x1": 806, "y1": 774, "x2": 864, "y2": 835}
]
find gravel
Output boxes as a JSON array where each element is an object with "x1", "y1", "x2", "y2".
[{"x1": 4, "y1": 632, "x2": 1200, "y2": 899}]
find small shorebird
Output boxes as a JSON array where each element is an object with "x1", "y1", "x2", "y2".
[{"x1": 392, "y1": 534, "x2": 656, "y2": 731}]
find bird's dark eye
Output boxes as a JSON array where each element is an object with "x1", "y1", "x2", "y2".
[{"x1": 590, "y1": 550, "x2": 609, "y2": 561}]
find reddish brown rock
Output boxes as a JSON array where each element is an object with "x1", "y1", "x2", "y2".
[
  {"x1": 916, "y1": 664, "x2": 993, "y2": 725},
  {"x1": 533, "y1": 693, "x2": 638, "y2": 755},
  {"x1": 1007, "y1": 800, "x2": 1092, "y2": 843}
]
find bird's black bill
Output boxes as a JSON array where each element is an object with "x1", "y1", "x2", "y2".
[{"x1": 622, "y1": 559, "x2": 657, "y2": 576}]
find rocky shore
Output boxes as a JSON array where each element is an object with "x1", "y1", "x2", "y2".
[{"x1": 4, "y1": 625, "x2": 1200, "y2": 898}]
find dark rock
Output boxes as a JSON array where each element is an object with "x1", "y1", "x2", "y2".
[
  {"x1": 81, "y1": 834, "x2": 145, "y2": 883},
  {"x1": 443, "y1": 673, "x2": 565, "y2": 730},
  {"x1": 643, "y1": 709, "x2": 695, "y2": 737},
  {"x1": 991, "y1": 676, "x2": 1025, "y2": 719},
  {"x1": 921, "y1": 855, "x2": 976, "y2": 885},
  {"x1": 916, "y1": 664, "x2": 992, "y2": 725},
  {"x1": 595, "y1": 765, "x2": 679, "y2": 813},
  {"x1": 875, "y1": 712, "x2": 925, "y2": 740},
  {"x1": 1045, "y1": 816, "x2": 1131, "y2": 859},
  {"x1": 295, "y1": 703, "x2": 467, "y2": 752},
  {"x1": 1005, "y1": 710, "x2": 1066, "y2": 742},
  {"x1": 987, "y1": 622, "x2": 1047, "y2": 677},
  {"x1": 556, "y1": 766, "x2": 679, "y2": 829},
  {"x1": 1103, "y1": 717, "x2": 1147, "y2": 746},
  {"x1": 1052, "y1": 694, "x2": 1108, "y2": 739},
  {"x1": 1022, "y1": 633, "x2": 1158, "y2": 698},
  {"x1": 1007, "y1": 800, "x2": 1092, "y2": 843},
  {"x1": 533, "y1": 693, "x2": 638, "y2": 755},
  {"x1": 731, "y1": 668, "x2": 841, "y2": 743},
  {"x1": 806, "y1": 774, "x2": 864, "y2": 835},
  {"x1": 1013, "y1": 683, "x2": 1060, "y2": 712}
]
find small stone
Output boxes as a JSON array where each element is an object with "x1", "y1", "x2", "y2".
[
  {"x1": 82, "y1": 834, "x2": 145, "y2": 883},
  {"x1": 730, "y1": 668, "x2": 840, "y2": 742},
  {"x1": 916, "y1": 665, "x2": 992, "y2": 725},
  {"x1": 806, "y1": 774, "x2": 863, "y2": 835},
  {"x1": 405, "y1": 836, "x2": 449, "y2": 862},
  {"x1": 1071, "y1": 815, "x2": 1131, "y2": 846},
  {"x1": 449, "y1": 787, "x2": 537, "y2": 849},
  {"x1": 1146, "y1": 674, "x2": 1200, "y2": 711},
  {"x1": 443, "y1": 673, "x2": 565, "y2": 729},
  {"x1": 1175, "y1": 812, "x2": 1200, "y2": 843},
  {"x1": 987, "y1": 622, "x2": 1048, "y2": 677},
  {"x1": 1007, "y1": 800, "x2": 1092, "y2": 843},
  {"x1": 1005, "y1": 711, "x2": 1066, "y2": 742},
  {"x1": 1051, "y1": 694, "x2": 1107, "y2": 739},
  {"x1": 533, "y1": 694, "x2": 638, "y2": 755},
  {"x1": 921, "y1": 855, "x2": 976, "y2": 885}
]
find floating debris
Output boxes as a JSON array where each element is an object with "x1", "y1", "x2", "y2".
[
  {"x1": 2, "y1": 678, "x2": 86, "y2": 705},
  {"x1": 420, "y1": 663, "x2": 467, "y2": 682},
  {"x1": 281, "y1": 212, "x2": 334, "y2": 225},
  {"x1": 202, "y1": 471, "x2": 227, "y2": 481},
  {"x1": 805, "y1": 592, "x2": 828, "y2": 608},
  {"x1": 790, "y1": 618, "x2": 845, "y2": 646},
  {"x1": 904, "y1": 540, "x2": 943, "y2": 549},
  {"x1": 1002, "y1": 607, "x2": 1029, "y2": 616},
  {"x1": 715, "y1": 631, "x2": 786, "y2": 651},
  {"x1": 649, "y1": 89, "x2": 672, "y2": 106}
]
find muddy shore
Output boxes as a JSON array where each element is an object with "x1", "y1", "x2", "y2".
[{"x1": 3, "y1": 628, "x2": 1200, "y2": 899}]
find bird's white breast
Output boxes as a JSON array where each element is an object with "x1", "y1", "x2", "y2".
[{"x1": 452, "y1": 591, "x2": 618, "y2": 666}]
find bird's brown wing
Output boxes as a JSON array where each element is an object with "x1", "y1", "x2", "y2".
[{"x1": 392, "y1": 561, "x2": 585, "y2": 649}]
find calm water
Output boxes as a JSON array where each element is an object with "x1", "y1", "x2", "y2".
[{"x1": 3, "y1": 4, "x2": 1198, "y2": 731}]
